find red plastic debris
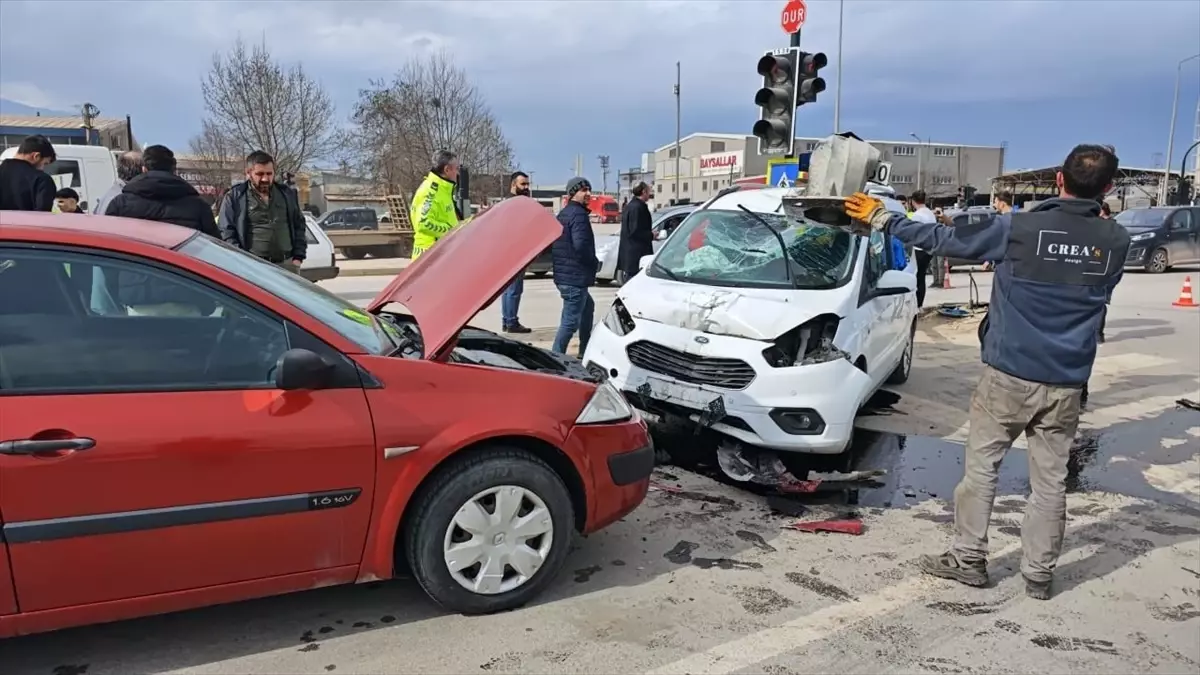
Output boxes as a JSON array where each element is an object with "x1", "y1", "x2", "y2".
[
  {"x1": 777, "y1": 479, "x2": 822, "y2": 494},
  {"x1": 783, "y1": 519, "x2": 865, "y2": 535}
]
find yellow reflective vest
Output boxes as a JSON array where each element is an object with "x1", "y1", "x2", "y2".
[{"x1": 410, "y1": 172, "x2": 459, "y2": 259}]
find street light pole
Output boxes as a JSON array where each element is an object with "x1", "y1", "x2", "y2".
[
  {"x1": 834, "y1": 0, "x2": 844, "y2": 134},
  {"x1": 910, "y1": 132, "x2": 926, "y2": 190},
  {"x1": 1161, "y1": 53, "x2": 1200, "y2": 204},
  {"x1": 674, "y1": 61, "x2": 681, "y2": 205}
]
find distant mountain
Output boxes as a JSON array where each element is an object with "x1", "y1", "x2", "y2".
[{"x1": 0, "y1": 98, "x2": 73, "y2": 117}]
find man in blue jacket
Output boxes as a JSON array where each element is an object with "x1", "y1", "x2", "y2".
[
  {"x1": 551, "y1": 177, "x2": 598, "y2": 356},
  {"x1": 844, "y1": 144, "x2": 1128, "y2": 600}
]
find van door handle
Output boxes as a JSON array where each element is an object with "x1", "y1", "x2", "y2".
[{"x1": 0, "y1": 438, "x2": 96, "y2": 455}]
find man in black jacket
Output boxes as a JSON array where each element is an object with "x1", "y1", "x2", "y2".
[
  {"x1": 217, "y1": 150, "x2": 307, "y2": 271},
  {"x1": 0, "y1": 134, "x2": 56, "y2": 212},
  {"x1": 551, "y1": 177, "x2": 598, "y2": 356},
  {"x1": 105, "y1": 145, "x2": 219, "y2": 237},
  {"x1": 501, "y1": 171, "x2": 533, "y2": 334},
  {"x1": 617, "y1": 181, "x2": 654, "y2": 282}
]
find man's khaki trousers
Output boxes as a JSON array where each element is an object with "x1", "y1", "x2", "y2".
[{"x1": 951, "y1": 366, "x2": 1083, "y2": 582}]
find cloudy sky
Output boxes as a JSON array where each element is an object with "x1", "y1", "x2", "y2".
[{"x1": 2, "y1": 0, "x2": 1198, "y2": 184}]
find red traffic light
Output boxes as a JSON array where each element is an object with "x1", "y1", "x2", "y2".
[
  {"x1": 799, "y1": 51, "x2": 827, "y2": 75},
  {"x1": 757, "y1": 54, "x2": 794, "y2": 83}
]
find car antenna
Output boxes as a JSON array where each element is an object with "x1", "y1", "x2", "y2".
[{"x1": 736, "y1": 204, "x2": 793, "y2": 287}]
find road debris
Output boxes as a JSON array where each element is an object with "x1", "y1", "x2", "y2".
[
  {"x1": 1175, "y1": 398, "x2": 1200, "y2": 412},
  {"x1": 783, "y1": 516, "x2": 865, "y2": 536}
]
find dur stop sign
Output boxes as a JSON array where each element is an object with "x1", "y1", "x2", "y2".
[{"x1": 781, "y1": 0, "x2": 806, "y2": 34}]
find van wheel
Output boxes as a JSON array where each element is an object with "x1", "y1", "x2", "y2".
[
  {"x1": 1146, "y1": 248, "x2": 1169, "y2": 274},
  {"x1": 342, "y1": 248, "x2": 367, "y2": 260},
  {"x1": 404, "y1": 448, "x2": 574, "y2": 615},
  {"x1": 886, "y1": 320, "x2": 916, "y2": 385}
]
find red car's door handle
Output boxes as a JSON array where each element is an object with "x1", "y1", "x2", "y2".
[{"x1": 0, "y1": 438, "x2": 96, "y2": 455}]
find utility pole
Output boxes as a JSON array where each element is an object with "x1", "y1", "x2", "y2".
[
  {"x1": 674, "y1": 61, "x2": 681, "y2": 205},
  {"x1": 597, "y1": 154, "x2": 610, "y2": 194},
  {"x1": 1162, "y1": 53, "x2": 1200, "y2": 204}
]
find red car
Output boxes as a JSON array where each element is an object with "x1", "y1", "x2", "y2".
[{"x1": 0, "y1": 198, "x2": 653, "y2": 638}]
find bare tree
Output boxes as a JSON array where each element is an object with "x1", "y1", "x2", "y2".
[
  {"x1": 198, "y1": 38, "x2": 336, "y2": 175},
  {"x1": 185, "y1": 120, "x2": 243, "y2": 204},
  {"x1": 345, "y1": 51, "x2": 515, "y2": 201}
]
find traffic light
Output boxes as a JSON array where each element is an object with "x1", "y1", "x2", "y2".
[
  {"x1": 796, "y1": 51, "x2": 828, "y2": 104},
  {"x1": 753, "y1": 48, "x2": 800, "y2": 156}
]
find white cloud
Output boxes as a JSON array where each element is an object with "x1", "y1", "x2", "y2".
[{"x1": 0, "y1": 81, "x2": 65, "y2": 111}]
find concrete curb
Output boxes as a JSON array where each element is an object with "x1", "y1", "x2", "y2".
[{"x1": 338, "y1": 266, "x2": 407, "y2": 278}]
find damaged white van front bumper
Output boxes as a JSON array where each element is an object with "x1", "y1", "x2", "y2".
[{"x1": 583, "y1": 313, "x2": 873, "y2": 455}]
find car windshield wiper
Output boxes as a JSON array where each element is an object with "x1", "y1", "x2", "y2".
[
  {"x1": 736, "y1": 205, "x2": 794, "y2": 287},
  {"x1": 650, "y1": 259, "x2": 681, "y2": 281}
]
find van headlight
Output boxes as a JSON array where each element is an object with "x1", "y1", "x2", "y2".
[
  {"x1": 575, "y1": 381, "x2": 633, "y2": 424},
  {"x1": 1129, "y1": 232, "x2": 1155, "y2": 242},
  {"x1": 602, "y1": 299, "x2": 636, "y2": 336}
]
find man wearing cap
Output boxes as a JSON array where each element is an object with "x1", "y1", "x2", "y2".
[{"x1": 551, "y1": 177, "x2": 598, "y2": 356}]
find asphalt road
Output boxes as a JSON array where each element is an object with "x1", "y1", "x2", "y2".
[{"x1": 2, "y1": 268, "x2": 1198, "y2": 675}]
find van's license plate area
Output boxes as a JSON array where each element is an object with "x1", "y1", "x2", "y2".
[{"x1": 635, "y1": 377, "x2": 726, "y2": 427}]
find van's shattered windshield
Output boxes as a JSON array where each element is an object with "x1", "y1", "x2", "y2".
[{"x1": 647, "y1": 209, "x2": 857, "y2": 289}]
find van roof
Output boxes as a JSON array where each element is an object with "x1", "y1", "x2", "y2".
[{"x1": 0, "y1": 145, "x2": 117, "y2": 160}]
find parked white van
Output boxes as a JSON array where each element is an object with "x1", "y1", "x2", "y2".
[{"x1": 0, "y1": 145, "x2": 118, "y2": 214}]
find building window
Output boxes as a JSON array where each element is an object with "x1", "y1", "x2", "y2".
[
  {"x1": 701, "y1": 180, "x2": 708, "y2": 191},
  {"x1": 668, "y1": 148, "x2": 677, "y2": 158},
  {"x1": 671, "y1": 184, "x2": 676, "y2": 193},
  {"x1": 805, "y1": 141, "x2": 819, "y2": 151},
  {"x1": 656, "y1": 183, "x2": 662, "y2": 193},
  {"x1": 682, "y1": 182, "x2": 689, "y2": 192},
  {"x1": 891, "y1": 174, "x2": 914, "y2": 185},
  {"x1": 710, "y1": 141, "x2": 725, "y2": 153},
  {"x1": 931, "y1": 175, "x2": 954, "y2": 185},
  {"x1": 892, "y1": 146, "x2": 916, "y2": 157},
  {"x1": 933, "y1": 147, "x2": 956, "y2": 157}
]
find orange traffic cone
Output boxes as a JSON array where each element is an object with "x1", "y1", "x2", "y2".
[
  {"x1": 1172, "y1": 276, "x2": 1198, "y2": 308},
  {"x1": 941, "y1": 258, "x2": 952, "y2": 289}
]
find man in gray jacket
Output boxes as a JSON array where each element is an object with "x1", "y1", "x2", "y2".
[{"x1": 93, "y1": 151, "x2": 142, "y2": 215}]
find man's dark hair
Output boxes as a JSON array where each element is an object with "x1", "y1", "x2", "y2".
[
  {"x1": 1060, "y1": 144, "x2": 1119, "y2": 200},
  {"x1": 17, "y1": 134, "x2": 55, "y2": 161},
  {"x1": 1100, "y1": 201, "x2": 1112, "y2": 216},
  {"x1": 433, "y1": 149, "x2": 457, "y2": 175},
  {"x1": 994, "y1": 190, "x2": 1013, "y2": 206},
  {"x1": 142, "y1": 145, "x2": 177, "y2": 173},
  {"x1": 632, "y1": 181, "x2": 650, "y2": 198},
  {"x1": 245, "y1": 150, "x2": 274, "y2": 167},
  {"x1": 910, "y1": 189, "x2": 927, "y2": 205},
  {"x1": 510, "y1": 171, "x2": 528, "y2": 184},
  {"x1": 55, "y1": 187, "x2": 79, "y2": 201}
]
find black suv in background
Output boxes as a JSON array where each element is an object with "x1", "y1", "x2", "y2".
[
  {"x1": 1118, "y1": 206, "x2": 1200, "y2": 273},
  {"x1": 318, "y1": 207, "x2": 379, "y2": 231}
]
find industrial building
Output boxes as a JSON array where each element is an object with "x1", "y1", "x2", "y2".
[
  {"x1": 0, "y1": 114, "x2": 134, "y2": 152},
  {"x1": 646, "y1": 132, "x2": 1007, "y2": 209}
]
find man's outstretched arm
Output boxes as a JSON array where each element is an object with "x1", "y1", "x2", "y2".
[{"x1": 844, "y1": 193, "x2": 1009, "y2": 262}]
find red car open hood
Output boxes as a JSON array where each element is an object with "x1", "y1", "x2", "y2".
[{"x1": 366, "y1": 197, "x2": 563, "y2": 360}]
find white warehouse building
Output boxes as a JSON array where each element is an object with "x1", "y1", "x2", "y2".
[{"x1": 648, "y1": 132, "x2": 1007, "y2": 209}]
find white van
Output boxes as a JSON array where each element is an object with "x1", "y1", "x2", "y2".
[
  {"x1": 0, "y1": 145, "x2": 118, "y2": 214},
  {"x1": 301, "y1": 213, "x2": 339, "y2": 282}
]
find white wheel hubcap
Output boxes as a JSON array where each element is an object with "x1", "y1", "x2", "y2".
[{"x1": 443, "y1": 485, "x2": 554, "y2": 595}]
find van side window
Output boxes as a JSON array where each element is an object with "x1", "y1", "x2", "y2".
[
  {"x1": 42, "y1": 159, "x2": 82, "y2": 190},
  {"x1": 1170, "y1": 210, "x2": 1192, "y2": 231}
]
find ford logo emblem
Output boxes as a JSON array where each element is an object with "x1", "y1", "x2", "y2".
[{"x1": 694, "y1": 336, "x2": 709, "y2": 344}]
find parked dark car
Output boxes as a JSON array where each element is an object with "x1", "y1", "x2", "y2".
[
  {"x1": 942, "y1": 207, "x2": 997, "y2": 269},
  {"x1": 1118, "y1": 206, "x2": 1200, "y2": 273},
  {"x1": 318, "y1": 207, "x2": 379, "y2": 231}
]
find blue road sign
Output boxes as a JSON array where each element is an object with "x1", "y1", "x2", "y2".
[{"x1": 767, "y1": 158, "x2": 798, "y2": 188}]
